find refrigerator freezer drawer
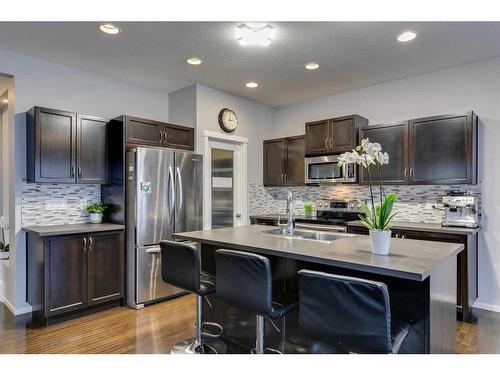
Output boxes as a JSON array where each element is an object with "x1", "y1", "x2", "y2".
[{"x1": 136, "y1": 246, "x2": 184, "y2": 304}]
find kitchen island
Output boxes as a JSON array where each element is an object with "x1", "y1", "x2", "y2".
[{"x1": 174, "y1": 225, "x2": 464, "y2": 354}]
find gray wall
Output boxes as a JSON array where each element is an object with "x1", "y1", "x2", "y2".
[{"x1": 268, "y1": 57, "x2": 500, "y2": 312}]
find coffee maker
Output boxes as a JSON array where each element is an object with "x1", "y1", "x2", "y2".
[{"x1": 441, "y1": 191, "x2": 479, "y2": 228}]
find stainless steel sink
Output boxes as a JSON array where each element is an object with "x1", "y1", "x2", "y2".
[{"x1": 263, "y1": 228, "x2": 354, "y2": 242}]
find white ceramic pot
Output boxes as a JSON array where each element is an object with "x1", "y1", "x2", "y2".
[
  {"x1": 0, "y1": 252, "x2": 9, "y2": 260},
  {"x1": 89, "y1": 213, "x2": 103, "y2": 224},
  {"x1": 369, "y1": 229, "x2": 392, "y2": 255}
]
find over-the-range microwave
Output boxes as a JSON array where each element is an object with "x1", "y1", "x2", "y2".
[{"x1": 305, "y1": 155, "x2": 357, "y2": 184}]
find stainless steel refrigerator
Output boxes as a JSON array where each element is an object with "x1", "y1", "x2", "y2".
[{"x1": 126, "y1": 147, "x2": 203, "y2": 309}]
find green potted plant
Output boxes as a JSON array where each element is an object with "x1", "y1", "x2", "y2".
[
  {"x1": 85, "y1": 202, "x2": 107, "y2": 224},
  {"x1": 338, "y1": 139, "x2": 397, "y2": 255},
  {"x1": 303, "y1": 202, "x2": 313, "y2": 217},
  {"x1": 0, "y1": 223, "x2": 9, "y2": 260}
]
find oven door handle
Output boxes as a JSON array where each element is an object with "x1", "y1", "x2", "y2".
[{"x1": 294, "y1": 223, "x2": 346, "y2": 233}]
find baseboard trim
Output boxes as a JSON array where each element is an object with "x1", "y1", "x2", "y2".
[
  {"x1": 1, "y1": 298, "x2": 33, "y2": 315},
  {"x1": 473, "y1": 301, "x2": 500, "y2": 313}
]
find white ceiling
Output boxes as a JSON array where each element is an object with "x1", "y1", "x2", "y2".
[{"x1": 0, "y1": 22, "x2": 500, "y2": 107}]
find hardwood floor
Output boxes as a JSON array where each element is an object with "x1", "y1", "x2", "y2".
[{"x1": 1, "y1": 295, "x2": 499, "y2": 354}]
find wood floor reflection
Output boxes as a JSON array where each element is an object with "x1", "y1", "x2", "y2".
[{"x1": 1, "y1": 295, "x2": 499, "y2": 354}]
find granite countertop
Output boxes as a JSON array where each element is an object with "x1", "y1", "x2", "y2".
[
  {"x1": 23, "y1": 223, "x2": 125, "y2": 237},
  {"x1": 173, "y1": 225, "x2": 464, "y2": 281},
  {"x1": 347, "y1": 220, "x2": 480, "y2": 235}
]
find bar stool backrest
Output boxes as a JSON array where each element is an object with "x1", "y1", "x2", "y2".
[
  {"x1": 298, "y1": 270, "x2": 393, "y2": 354},
  {"x1": 215, "y1": 249, "x2": 273, "y2": 317},
  {"x1": 160, "y1": 240, "x2": 200, "y2": 293}
]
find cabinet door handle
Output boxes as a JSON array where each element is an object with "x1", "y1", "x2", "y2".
[
  {"x1": 284, "y1": 174, "x2": 288, "y2": 183},
  {"x1": 409, "y1": 168, "x2": 413, "y2": 177},
  {"x1": 82, "y1": 237, "x2": 87, "y2": 254},
  {"x1": 324, "y1": 138, "x2": 328, "y2": 149},
  {"x1": 163, "y1": 131, "x2": 168, "y2": 144},
  {"x1": 404, "y1": 169, "x2": 407, "y2": 178},
  {"x1": 159, "y1": 129, "x2": 163, "y2": 143},
  {"x1": 89, "y1": 236, "x2": 93, "y2": 253},
  {"x1": 281, "y1": 174, "x2": 284, "y2": 183},
  {"x1": 330, "y1": 137, "x2": 333, "y2": 148},
  {"x1": 71, "y1": 166, "x2": 75, "y2": 177},
  {"x1": 77, "y1": 166, "x2": 82, "y2": 177}
]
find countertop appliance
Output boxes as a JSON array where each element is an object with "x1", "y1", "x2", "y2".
[
  {"x1": 126, "y1": 147, "x2": 203, "y2": 309},
  {"x1": 305, "y1": 155, "x2": 357, "y2": 184},
  {"x1": 441, "y1": 192, "x2": 479, "y2": 228},
  {"x1": 294, "y1": 200, "x2": 362, "y2": 233}
]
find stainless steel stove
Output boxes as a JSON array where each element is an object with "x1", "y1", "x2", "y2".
[{"x1": 294, "y1": 200, "x2": 362, "y2": 233}]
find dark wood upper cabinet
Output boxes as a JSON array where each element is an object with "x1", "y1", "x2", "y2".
[
  {"x1": 125, "y1": 117, "x2": 162, "y2": 146},
  {"x1": 45, "y1": 234, "x2": 88, "y2": 317},
  {"x1": 124, "y1": 116, "x2": 194, "y2": 150},
  {"x1": 305, "y1": 115, "x2": 368, "y2": 156},
  {"x1": 27, "y1": 107, "x2": 108, "y2": 184},
  {"x1": 87, "y1": 231, "x2": 124, "y2": 306},
  {"x1": 305, "y1": 119, "x2": 330, "y2": 155},
  {"x1": 263, "y1": 136, "x2": 305, "y2": 186},
  {"x1": 164, "y1": 123, "x2": 195, "y2": 151},
  {"x1": 360, "y1": 122, "x2": 409, "y2": 185},
  {"x1": 263, "y1": 138, "x2": 286, "y2": 186},
  {"x1": 77, "y1": 114, "x2": 108, "y2": 184},
  {"x1": 409, "y1": 112, "x2": 477, "y2": 185},
  {"x1": 285, "y1": 136, "x2": 306, "y2": 186},
  {"x1": 27, "y1": 107, "x2": 77, "y2": 183}
]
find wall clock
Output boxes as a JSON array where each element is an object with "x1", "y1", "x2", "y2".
[{"x1": 218, "y1": 108, "x2": 238, "y2": 133}]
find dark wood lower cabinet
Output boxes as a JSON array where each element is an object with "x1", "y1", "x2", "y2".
[
  {"x1": 347, "y1": 225, "x2": 478, "y2": 322},
  {"x1": 27, "y1": 230, "x2": 124, "y2": 323}
]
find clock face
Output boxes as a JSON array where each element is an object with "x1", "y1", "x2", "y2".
[{"x1": 218, "y1": 108, "x2": 238, "y2": 133}]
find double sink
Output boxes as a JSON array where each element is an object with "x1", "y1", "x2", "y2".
[{"x1": 263, "y1": 228, "x2": 354, "y2": 243}]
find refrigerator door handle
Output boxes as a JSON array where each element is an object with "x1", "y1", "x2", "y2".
[
  {"x1": 168, "y1": 166, "x2": 175, "y2": 221},
  {"x1": 176, "y1": 166, "x2": 183, "y2": 223}
]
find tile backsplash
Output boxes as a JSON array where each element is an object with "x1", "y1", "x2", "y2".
[
  {"x1": 249, "y1": 183, "x2": 481, "y2": 224},
  {"x1": 22, "y1": 183, "x2": 101, "y2": 226}
]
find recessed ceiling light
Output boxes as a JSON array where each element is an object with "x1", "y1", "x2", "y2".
[
  {"x1": 1, "y1": 99, "x2": 7, "y2": 104},
  {"x1": 237, "y1": 24, "x2": 274, "y2": 46},
  {"x1": 397, "y1": 31, "x2": 417, "y2": 42},
  {"x1": 246, "y1": 82, "x2": 258, "y2": 88},
  {"x1": 99, "y1": 23, "x2": 120, "y2": 35},
  {"x1": 305, "y1": 62, "x2": 320, "y2": 70},
  {"x1": 186, "y1": 57, "x2": 202, "y2": 65}
]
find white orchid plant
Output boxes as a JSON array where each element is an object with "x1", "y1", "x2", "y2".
[{"x1": 338, "y1": 138, "x2": 397, "y2": 231}]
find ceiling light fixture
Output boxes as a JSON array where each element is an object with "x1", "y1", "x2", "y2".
[
  {"x1": 246, "y1": 82, "x2": 258, "y2": 88},
  {"x1": 99, "y1": 23, "x2": 121, "y2": 35},
  {"x1": 1, "y1": 99, "x2": 8, "y2": 104},
  {"x1": 397, "y1": 31, "x2": 417, "y2": 42},
  {"x1": 186, "y1": 57, "x2": 202, "y2": 65},
  {"x1": 305, "y1": 62, "x2": 320, "y2": 70},
  {"x1": 237, "y1": 24, "x2": 274, "y2": 46}
]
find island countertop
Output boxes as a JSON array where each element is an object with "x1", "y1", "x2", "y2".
[{"x1": 173, "y1": 224, "x2": 464, "y2": 281}]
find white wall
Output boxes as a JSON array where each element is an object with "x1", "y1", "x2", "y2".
[
  {"x1": 196, "y1": 84, "x2": 274, "y2": 184},
  {"x1": 169, "y1": 84, "x2": 197, "y2": 128},
  {"x1": 271, "y1": 57, "x2": 500, "y2": 311},
  {"x1": 0, "y1": 49, "x2": 171, "y2": 314}
]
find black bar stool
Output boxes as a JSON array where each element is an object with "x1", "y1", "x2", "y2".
[
  {"x1": 215, "y1": 249, "x2": 298, "y2": 354},
  {"x1": 298, "y1": 270, "x2": 411, "y2": 354},
  {"x1": 160, "y1": 240, "x2": 225, "y2": 354}
]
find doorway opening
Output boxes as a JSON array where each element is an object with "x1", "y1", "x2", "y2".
[{"x1": 203, "y1": 130, "x2": 248, "y2": 229}]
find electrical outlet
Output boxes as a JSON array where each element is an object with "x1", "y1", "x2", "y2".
[
  {"x1": 79, "y1": 199, "x2": 88, "y2": 210},
  {"x1": 46, "y1": 200, "x2": 67, "y2": 210}
]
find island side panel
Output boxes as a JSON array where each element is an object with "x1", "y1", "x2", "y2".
[{"x1": 429, "y1": 254, "x2": 457, "y2": 353}]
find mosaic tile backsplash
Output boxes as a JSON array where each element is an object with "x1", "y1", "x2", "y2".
[
  {"x1": 22, "y1": 183, "x2": 101, "y2": 226},
  {"x1": 249, "y1": 183, "x2": 482, "y2": 224}
]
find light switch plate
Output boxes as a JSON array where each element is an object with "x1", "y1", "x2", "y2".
[
  {"x1": 46, "y1": 199, "x2": 67, "y2": 210},
  {"x1": 79, "y1": 199, "x2": 88, "y2": 210}
]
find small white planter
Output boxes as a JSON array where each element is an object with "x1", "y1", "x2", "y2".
[
  {"x1": 89, "y1": 213, "x2": 103, "y2": 224},
  {"x1": 0, "y1": 252, "x2": 9, "y2": 260},
  {"x1": 369, "y1": 230, "x2": 392, "y2": 255}
]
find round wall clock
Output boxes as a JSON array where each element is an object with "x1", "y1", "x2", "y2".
[{"x1": 218, "y1": 108, "x2": 238, "y2": 133}]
